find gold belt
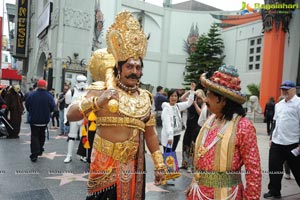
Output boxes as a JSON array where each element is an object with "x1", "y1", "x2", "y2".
[
  {"x1": 93, "y1": 134, "x2": 139, "y2": 164},
  {"x1": 194, "y1": 171, "x2": 241, "y2": 188},
  {"x1": 96, "y1": 116, "x2": 145, "y2": 132}
]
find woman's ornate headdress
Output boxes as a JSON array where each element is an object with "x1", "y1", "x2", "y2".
[
  {"x1": 200, "y1": 64, "x2": 247, "y2": 104},
  {"x1": 106, "y1": 10, "x2": 147, "y2": 62}
]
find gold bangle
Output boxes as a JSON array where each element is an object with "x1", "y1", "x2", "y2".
[
  {"x1": 93, "y1": 96, "x2": 102, "y2": 110},
  {"x1": 91, "y1": 97, "x2": 97, "y2": 110},
  {"x1": 151, "y1": 150, "x2": 166, "y2": 171},
  {"x1": 78, "y1": 98, "x2": 93, "y2": 116}
]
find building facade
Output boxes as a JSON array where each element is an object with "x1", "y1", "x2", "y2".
[
  {"x1": 24, "y1": 0, "x2": 219, "y2": 92},
  {"x1": 26, "y1": 0, "x2": 94, "y2": 91},
  {"x1": 7, "y1": 0, "x2": 300, "y2": 108}
]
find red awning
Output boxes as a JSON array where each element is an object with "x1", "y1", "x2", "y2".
[{"x1": 1, "y1": 69, "x2": 22, "y2": 80}]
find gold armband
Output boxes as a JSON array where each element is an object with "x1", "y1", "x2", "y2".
[
  {"x1": 92, "y1": 97, "x2": 102, "y2": 110},
  {"x1": 78, "y1": 98, "x2": 93, "y2": 116},
  {"x1": 79, "y1": 97, "x2": 102, "y2": 116},
  {"x1": 151, "y1": 150, "x2": 166, "y2": 171}
]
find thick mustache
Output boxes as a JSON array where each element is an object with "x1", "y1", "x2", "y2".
[{"x1": 125, "y1": 74, "x2": 139, "y2": 79}]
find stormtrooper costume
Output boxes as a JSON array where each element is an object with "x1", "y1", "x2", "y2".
[{"x1": 64, "y1": 75, "x2": 88, "y2": 163}]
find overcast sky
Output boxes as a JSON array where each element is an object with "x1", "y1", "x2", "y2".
[
  {"x1": 0, "y1": 0, "x2": 265, "y2": 36},
  {"x1": 146, "y1": 0, "x2": 265, "y2": 11}
]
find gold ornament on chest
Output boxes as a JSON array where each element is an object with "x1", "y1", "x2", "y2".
[
  {"x1": 197, "y1": 145, "x2": 208, "y2": 158},
  {"x1": 118, "y1": 89, "x2": 151, "y2": 118},
  {"x1": 196, "y1": 115, "x2": 231, "y2": 159}
]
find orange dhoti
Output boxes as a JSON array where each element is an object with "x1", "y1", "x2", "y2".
[{"x1": 87, "y1": 134, "x2": 145, "y2": 200}]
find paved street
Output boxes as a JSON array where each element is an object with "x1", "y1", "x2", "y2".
[{"x1": 0, "y1": 114, "x2": 299, "y2": 200}]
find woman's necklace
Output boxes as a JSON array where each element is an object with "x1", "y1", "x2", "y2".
[{"x1": 197, "y1": 115, "x2": 231, "y2": 158}]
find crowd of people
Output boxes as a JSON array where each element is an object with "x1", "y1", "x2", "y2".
[{"x1": 1, "y1": 10, "x2": 299, "y2": 200}]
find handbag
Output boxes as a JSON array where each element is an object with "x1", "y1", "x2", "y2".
[{"x1": 163, "y1": 145, "x2": 181, "y2": 180}]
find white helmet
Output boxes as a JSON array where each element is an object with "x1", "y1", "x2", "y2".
[{"x1": 75, "y1": 75, "x2": 88, "y2": 91}]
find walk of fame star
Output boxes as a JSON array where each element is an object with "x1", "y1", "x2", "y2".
[
  {"x1": 145, "y1": 182, "x2": 169, "y2": 193},
  {"x1": 40, "y1": 152, "x2": 65, "y2": 160},
  {"x1": 52, "y1": 135, "x2": 68, "y2": 140},
  {"x1": 45, "y1": 173, "x2": 88, "y2": 186}
]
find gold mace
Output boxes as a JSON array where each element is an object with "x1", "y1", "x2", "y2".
[{"x1": 89, "y1": 48, "x2": 118, "y2": 113}]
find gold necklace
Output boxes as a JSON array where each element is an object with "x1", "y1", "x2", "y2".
[
  {"x1": 117, "y1": 80, "x2": 138, "y2": 94},
  {"x1": 197, "y1": 115, "x2": 231, "y2": 158}
]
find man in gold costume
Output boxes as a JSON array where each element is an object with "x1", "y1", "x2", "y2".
[{"x1": 66, "y1": 11, "x2": 166, "y2": 200}]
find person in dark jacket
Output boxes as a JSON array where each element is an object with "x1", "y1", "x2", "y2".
[
  {"x1": 154, "y1": 86, "x2": 168, "y2": 143},
  {"x1": 25, "y1": 80, "x2": 55, "y2": 162},
  {"x1": 264, "y1": 96, "x2": 275, "y2": 135},
  {"x1": 180, "y1": 89, "x2": 206, "y2": 172},
  {"x1": 4, "y1": 85, "x2": 24, "y2": 138}
]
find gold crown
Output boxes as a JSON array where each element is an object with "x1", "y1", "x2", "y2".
[{"x1": 106, "y1": 10, "x2": 147, "y2": 62}]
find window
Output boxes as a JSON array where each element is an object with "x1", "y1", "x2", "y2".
[
  {"x1": 248, "y1": 37, "x2": 263, "y2": 71},
  {"x1": 256, "y1": 47, "x2": 261, "y2": 53},
  {"x1": 257, "y1": 38, "x2": 261, "y2": 45}
]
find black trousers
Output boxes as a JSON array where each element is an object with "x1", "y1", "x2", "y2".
[
  {"x1": 268, "y1": 142, "x2": 300, "y2": 195},
  {"x1": 266, "y1": 118, "x2": 274, "y2": 134},
  {"x1": 86, "y1": 185, "x2": 117, "y2": 200},
  {"x1": 86, "y1": 183, "x2": 145, "y2": 200},
  {"x1": 77, "y1": 130, "x2": 96, "y2": 163},
  {"x1": 30, "y1": 125, "x2": 46, "y2": 158}
]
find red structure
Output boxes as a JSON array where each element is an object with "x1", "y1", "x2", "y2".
[
  {"x1": 211, "y1": 12, "x2": 262, "y2": 28},
  {"x1": 1, "y1": 69, "x2": 22, "y2": 85},
  {"x1": 260, "y1": 23, "x2": 286, "y2": 110}
]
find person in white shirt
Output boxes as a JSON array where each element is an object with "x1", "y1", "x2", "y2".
[
  {"x1": 160, "y1": 83, "x2": 195, "y2": 152},
  {"x1": 264, "y1": 80, "x2": 300, "y2": 199}
]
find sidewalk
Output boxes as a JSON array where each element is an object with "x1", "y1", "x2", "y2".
[
  {"x1": 253, "y1": 122, "x2": 300, "y2": 199},
  {"x1": 0, "y1": 116, "x2": 299, "y2": 199},
  {"x1": 146, "y1": 118, "x2": 300, "y2": 199}
]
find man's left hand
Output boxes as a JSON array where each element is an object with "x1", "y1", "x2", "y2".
[{"x1": 154, "y1": 169, "x2": 166, "y2": 185}]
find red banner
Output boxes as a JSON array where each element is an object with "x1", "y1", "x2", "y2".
[{"x1": 1, "y1": 69, "x2": 22, "y2": 80}]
